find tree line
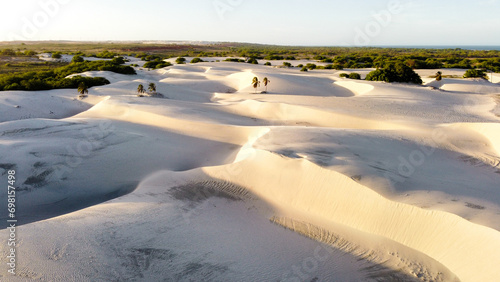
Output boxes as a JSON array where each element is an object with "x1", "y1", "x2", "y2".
[{"x1": 0, "y1": 57, "x2": 135, "y2": 91}]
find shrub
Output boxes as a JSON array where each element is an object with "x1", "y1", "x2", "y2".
[
  {"x1": 0, "y1": 59, "x2": 134, "y2": 91},
  {"x1": 191, "y1": 57, "x2": 204, "y2": 63},
  {"x1": 306, "y1": 63, "x2": 317, "y2": 70},
  {"x1": 366, "y1": 63, "x2": 422, "y2": 84},
  {"x1": 339, "y1": 73, "x2": 349, "y2": 78},
  {"x1": 144, "y1": 61, "x2": 172, "y2": 69},
  {"x1": 264, "y1": 55, "x2": 284, "y2": 60},
  {"x1": 463, "y1": 69, "x2": 487, "y2": 79},
  {"x1": 297, "y1": 64, "x2": 304, "y2": 68},
  {"x1": 72, "y1": 56, "x2": 84, "y2": 63},
  {"x1": 349, "y1": 73, "x2": 361, "y2": 79},
  {"x1": 300, "y1": 67, "x2": 308, "y2": 72},
  {"x1": 247, "y1": 57, "x2": 259, "y2": 64},
  {"x1": 111, "y1": 57, "x2": 125, "y2": 65},
  {"x1": 176, "y1": 57, "x2": 186, "y2": 64},
  {"x1": 283, "y1": 62, "x2": 292, "y2": 67},
  {"x1": 264, "y1": 62, "x2": 271, "y2": 66},
  {"x1": 95, "y1": 50, "x2": 117, "y2": 58},
  {"x1": 51, "y1": 52, "x2": 62, "y2": 59},
  {"x1": 224, "y1": 58, "x2": 245, "y2": 63},
  {"x1": 24, "y1": 50, "x2": 37, "y2": 56}
]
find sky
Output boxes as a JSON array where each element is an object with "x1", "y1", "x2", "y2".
[{"x1": 1, "y1": 0, "x2": 500, "y2": 46}]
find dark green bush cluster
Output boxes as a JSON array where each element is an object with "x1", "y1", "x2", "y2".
[
  {"x1": 0, "y1": 49, "x2": 37, "y2": 57},
  {"x1": 190, "y1": 57, "x2": 204, "y2": 63},
  {"x1": 305, "y1": 63, "x2": 316, "y2": 70},
  {"x1": 0, "y1": 72, "x2": 109, "y2": 91},
  {"x1": 463, "y1": 69, "x2": 487, "y2": 79},
  {"x1": 144, "y1": 60, "x2": 172, "y2": 69},
  {"x1": 224, "y1": 58, "x2": 246, "y2": 63},
  {"x1": 72, "y1": 55, "x2": 84, "y2": 63},
  {"x1": 51, "y1": 52, "x2": 62, "y2": 59},
  {"x1": 95, "y1": 50, "x2": 117, "y2": 58},
  {"x1": 247, "y1": 57, "x2": 259, "y2": 64},
  {"x1": 176, "y1": 57, "x2": 186, "y2": 64},
  {"x1": 340, "y1": 72, "x2": 362, "y2": 79},
  {"x1": 366, "y1": 63, "x2": 422, "y2": 84},
  {"x1": 0, "y1": 59, "x2": 135, "y2": 91},
  {"x1": 264, "y1": 62, "x2": 271, "y2": 66},
  {"x1": 283, "y1": 62, "x2": 292, "y2": 67}
]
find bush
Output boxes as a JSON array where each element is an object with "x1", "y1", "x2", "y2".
[
  {"x1": 306, "y1": 63, "x2": 317, "y2": 70},
  {"x1": 300, "y1": 67, "x2": 308, "y2": 72},
  {"x1": 283, "y1": 62, "x2": 292, "y2": 67},
  {"x1": 191, "y1": 57, "x2": 204, "y2": 63},
  {"x1": 72, "y1": 56, "x2": 84, "y2": 63},
  {"x1": 339, "y1": 73, "x2": 349, "y2": 78},
  {"x1": 0, "y1": 59, "x2": 135, "y2": 91},
  {"x1": 0, "y1": 49, "x2": 16, "y2": 56},
  {"x1": 176, "y1": 57, "x2": 186, "y2": 64},
  {"x1": 264, "y1": 55, "x2": 284, "y2": 60},
  {"x1": 95, "y1": 50, "x2": 117, "y2": 59},
  {"x1": 365, "y1": 63, "x2": 422, "y2": 84},
  {"x1": 111, "y1": 57, "x2": 125, "y2": 65},
  {"x1": 247, "y1": 57, "x2": 259, "y2": 64},
  {"x1": 264, "y1": 62, "x2": 271, "y2": 66},
  {"x1": 51, "y1": 52, "x2": 62, "y2": 59},
  {"x1": 224, "y1": 58, "x2": 246, "y2": 63},
  {"x1": 348, "y1": 73, "x2": 361, "y2": 79},
  {"x1": 463, "y1": 69, "x2": 487, "y2": 79},
  {"x1": 144, "y1": 61, "x2": 172, "y2": 69}
]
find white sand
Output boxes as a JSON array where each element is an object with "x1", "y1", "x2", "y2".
[{"x1": 0, "y1": 62, "x2": 499, "y2": 281}]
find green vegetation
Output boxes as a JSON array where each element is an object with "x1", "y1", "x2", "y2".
[
  {"x1": 300, "y1": 67, "x2": 308, "y2": 72},
  {"x1": 305, "y1": 63, "x2": 317, "y2": 70},
  {"x1": 148, "y1": 82, "x2": 157, "y2": 94},
  {"x1": 137, "y1": 84, "x2": 146, "y2": 97},
  {"x1": 435, "y1": 71, "x2": 442, "y2": 81},
  {"x1": 463, "y1": 69, "x2": 488, "y2": 79},
  {"x1": 0, "y1": 58, "x2": 135, "y2": 91},
  {"x1": 176, "y1": 57, "x2": 186, "y2": 64},
  {"x1": 264, "y1": 62, "x2": 271, "y2": 66},
  {"x1": 51, "y1": 52, "x2": 62, "y2": 59},
  {"x1": 340, "y1": 73, "x2": 361, "y2": 79},
  {"x1": 72, "y1": 55, "x2": 84, "y2": 63},
  {"x1": 94, "y1": 50, "x2": 118, "y2": 58},
  {"x1": 366, "y1": 63, "x2": 422, "y2": 84},
  {"x1": 224, "y1": 58, "x2": 245, "y2": 63},
  {"x1": 252, "y1": 77, "x2": 260, "y2": 93},
  {"x1": 77, "y1": 82, "x2": 89, "y2": 98},
  {"x1": 349, "y1": 73, "x2": 361, "y2": 79},
  {"x1": 263, "y1": 77, "x2": 270, "y2": 92},
  {"x1": 283, "y1": 62, "x2": 292, "y2": 67},
  {"x1": 247, "y1": 57, "x2": 258, "y2": 64},
  {"x1": 144, "y1": 60, "x2": 172, "y2": 69},
  {"x1": 190, "y1": 57, "x2": 204, "y2": 63}
]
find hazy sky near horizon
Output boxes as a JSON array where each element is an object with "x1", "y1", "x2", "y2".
[{"x1": 1, "y1": 0, "x2": 499, "y2": 46}]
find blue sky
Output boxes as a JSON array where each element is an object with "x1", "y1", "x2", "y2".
[{"x1": 1, "y1": 0, "x2": 499, "y2": 46}]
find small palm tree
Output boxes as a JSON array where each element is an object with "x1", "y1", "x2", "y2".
[
  {"x1": 252, "y1": 77, "x2": 260, "y2": 93},
  {"x1": 148, "y1": 82, "x2": 157, "y2": 94},
  {"x1": 77, "y1": 82, "x2": 88, "y2": 98},
  {"x1": 137, "y1": 84, "x2": 145, "y2": 97},
  {"x1": 262, "y1": 77, "x2": 270, "y2": 92},
  {"x1": 435, "y1": 71, "x2": 442, "y2": 81}
]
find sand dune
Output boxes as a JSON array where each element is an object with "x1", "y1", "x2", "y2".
[{"x1": 1, "y1": 62, "x2": 499, "y2": 281}]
